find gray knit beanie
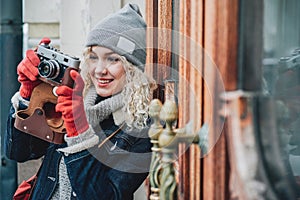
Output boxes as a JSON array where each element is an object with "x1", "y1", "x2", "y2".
[{"x1": 86, "y1": 3, "x2": 146, "y2": 70}]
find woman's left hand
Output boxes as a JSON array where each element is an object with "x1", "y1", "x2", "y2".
[{"x1": 55, "y1": 70, "x2": 89, "y2": 137}]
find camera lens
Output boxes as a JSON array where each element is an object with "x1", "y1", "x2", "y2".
[{"x1": 38, "y1": 60, "x2": 60, "y2": 79}]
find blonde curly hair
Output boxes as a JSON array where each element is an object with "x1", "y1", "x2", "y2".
[{"x1": 80, "y1": 47, "x2": 156, "y2": 130}]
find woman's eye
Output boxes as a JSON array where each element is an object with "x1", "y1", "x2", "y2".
[
  {"x1": 88, "y1": 55, "x2": 98, "y2": 60},
  {"x1": 107, "y1": 56, "x2": 120, "y2": 63}
]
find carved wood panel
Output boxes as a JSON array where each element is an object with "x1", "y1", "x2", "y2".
[
  {"x1": 202, "y1": 0, "x2": 238, "y2": 199},
  {"x1": 177, "y1": 0, "x2": 203, "y2": 199}
]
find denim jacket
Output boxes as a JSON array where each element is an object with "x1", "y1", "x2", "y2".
[{"x1": 5, "y1": 94, "x2": 152, "y2": 200}]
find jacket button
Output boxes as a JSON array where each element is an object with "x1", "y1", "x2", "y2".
[{"x1": 72, "y1": 191, "x2": 77, "y2": 197}]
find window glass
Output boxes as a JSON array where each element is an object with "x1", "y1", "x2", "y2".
[{"x1": 262, "y1": 0, "x2": 300, "y2": 195}]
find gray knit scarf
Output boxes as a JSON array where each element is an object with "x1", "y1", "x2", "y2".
[
  {"x1": 84, "y1": 86, "x2": 124, "y2": 129},
  {"x1": 51, "y1": 86, "x2": 124, "y2": 199}
]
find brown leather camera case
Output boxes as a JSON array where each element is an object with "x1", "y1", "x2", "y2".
[{"x1": 14, "y1": 83, "x2": 66, "y2": 144}]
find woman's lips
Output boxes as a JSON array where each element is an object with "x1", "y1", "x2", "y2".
[{"x1": 97, "y1": 78, "x2": 113, "y2": 87}]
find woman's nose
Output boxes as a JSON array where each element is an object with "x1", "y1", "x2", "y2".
[{"x1": 95, "y1": 60, "x2": 108, "y2": 75}]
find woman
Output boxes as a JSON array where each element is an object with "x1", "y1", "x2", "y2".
[{"x1": 5, "y1": 4, "x2": 156, "y2": 200}]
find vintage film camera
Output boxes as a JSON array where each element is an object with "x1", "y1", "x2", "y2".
[
  {"x1": 37, "y1": 43, "x2": 80, "y2": 87},
  {"x1": 14, "y1": 43, "x2": 81, "y2": 144}
]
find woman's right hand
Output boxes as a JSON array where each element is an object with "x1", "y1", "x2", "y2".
[
  {"x1": 17, "y1": 49, "x2": 41, "y2": 99},
  {"x1": 17, "y1": 38, "x2": 51, "y2": 99}
]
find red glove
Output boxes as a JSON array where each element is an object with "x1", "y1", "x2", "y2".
[
  {"x1": 17, "y1": 50, "x2": 41, "y2": 98},
  {"x1": 55, "y1": 70, "x2": 89, "y2": 137},
  {"x1": 17, "y1": 37, "x2": 51, "y2": 98}
]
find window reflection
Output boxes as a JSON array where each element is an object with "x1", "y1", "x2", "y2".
[{"x1": 262, "y1": 0, "x2": 300, "y2": 195}]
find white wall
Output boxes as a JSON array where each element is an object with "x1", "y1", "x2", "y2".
[{"x1": 60, "y1": 0, "x2": 121, "y2": 57}]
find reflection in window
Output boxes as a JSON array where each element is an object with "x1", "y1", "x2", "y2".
[{"x1": 262, "y1": 0, "x2": 300, "y2": 196}]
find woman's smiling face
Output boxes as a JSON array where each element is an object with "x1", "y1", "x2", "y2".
[{"x1": 87, "y1": 46, "x2": 126, "y2": 97}]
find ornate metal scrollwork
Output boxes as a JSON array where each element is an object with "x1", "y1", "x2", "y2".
[
  {"x1": 148, "y1": 99, "x2": 163, "y2": 200},
  {"x1": 148, "y1": 99, "x2": 208, "y2": 200}
]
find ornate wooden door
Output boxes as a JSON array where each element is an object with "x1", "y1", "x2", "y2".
[{"x1": 145, "y1": 0, "x2": 300, "y2": 199}]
